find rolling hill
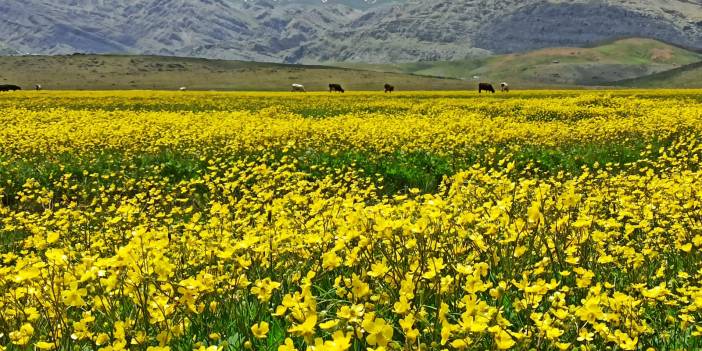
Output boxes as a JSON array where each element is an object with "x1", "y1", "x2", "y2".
[
  {"x1": 334, "y1": 38, "x2": 702, "y2": 86},
  {"x1": 0, "y1": 54, "x2": 469, "y2": 91},
  {"x1": 0, "y1": 0, "x2": 700, "y2": 63},
  {"x1": 0, "y1": 42, "x2": 18, "y2": 56}
]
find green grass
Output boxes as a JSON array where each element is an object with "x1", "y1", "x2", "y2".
[{"x1": 0, "y1": 134, "x2": 673, "y2": 214}]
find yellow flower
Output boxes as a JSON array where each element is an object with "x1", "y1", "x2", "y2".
[
  {"x1": 338, "y1": 304, "x2": 364, "y2": 324},
  {"x1": 362, "y1": 317, "x2": 394, "y2": 347},
  {"x1": 322, "y1": 251, "x2": 342, "y2": 270},
  {"x1": 575, "y1": 296, "x2": 604, "y2": 324},
  {"x1": 146, "y1": 347, "x2": 170, "y2": 351},
  {"x1": 62, "y1": 283, "x2": 88, "y2": 307},
  {"x1": 393, "y1": 296, "x2": 411, "y2": 315},
  {"x1": 35, "y1": 341, "x2": 55, "y2": 350},
  {"x1": 288, "y1": 314, "x2": 317, "y2": 338},
  {"x1": 422, "y1": 257, "x2": 445, "y2": 280},
  {"x1": 15, "y1": 266, "x2": 41, "y2": 282},
  {"x1": 251, "y1": 321, "x2": 269, "y2": 339},
  {"x1": 95, "y1": 333, "x2": 111, "y2": 346},
  {"x1": 450, "y1": 338, "x2": 472, "y2": 349},
  {"x1": 278, "y1": 338, "x2": 297, "y2": 351},
  {"x1": 10, "y1": 323, "x2": 34, "y2": 346},
  {"x1": 251, "y1": 279, "x2": 281, "y2": 303},
  {"x1": 494, "y1": 329, "x2": 515, "y2": 350},
  {"x1": 319, "y1": 319, "x2": 340, "y2": 330},
  {"x1": 350, "y1": 275, "x2": 370, "y2": 298},
  {"x1": 399, "y1": 314, "x2": 419, "y2": 341},
  {"x1": 368, "y1": 261, "x2": 389, "y2": 278},
  {"x1": 577, "y1": 329, "x2": 594, "y2": 342}
]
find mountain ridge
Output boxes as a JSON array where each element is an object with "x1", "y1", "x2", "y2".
[{"x1": 1, "y1": 0, "x2": 701, "y2": 63}]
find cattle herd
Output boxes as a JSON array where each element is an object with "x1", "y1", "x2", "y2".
[
  {"x1": 0, "y1": 82, "x2": 511, "y2": 93},
  {"x1": 290, "y1": 82, "x2": 509, "y2": 93}
]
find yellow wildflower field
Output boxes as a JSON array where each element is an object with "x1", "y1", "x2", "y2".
[{"x1": 1, "y1": 91, "x2": 702, "y2": 350}]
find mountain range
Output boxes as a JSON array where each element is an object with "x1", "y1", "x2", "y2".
[{"x1": 0, "y1": 0, "x2": 701, "y2": 63}]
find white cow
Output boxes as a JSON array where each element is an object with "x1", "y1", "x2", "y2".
[
  {"x1": 291, "y1": 83, "x2": 306, "y2": 92},
  {"x1": 179, "y1": 86, "x2": 187, "y2": 91}
]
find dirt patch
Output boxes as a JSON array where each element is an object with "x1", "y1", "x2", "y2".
[
  {"x1": 651, "y1": 48, "x2": 673, "y2": 62},
  {"x1": 530, "y1": 48, "x2": 586, "y2": 56}
]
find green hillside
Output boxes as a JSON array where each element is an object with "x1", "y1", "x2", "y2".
[
  {"x1": 610, "y1": 61, "x2": 702, "y2": 88},
  {"x1": 334, "y1": 38, "x2": 702, "y2": 87}
]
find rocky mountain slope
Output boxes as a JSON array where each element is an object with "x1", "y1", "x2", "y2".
[{"x1": 0, "y1": 0, "x2": 700, "y2": 63}]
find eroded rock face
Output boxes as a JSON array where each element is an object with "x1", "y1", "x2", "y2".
[
  {"x1": 0, "y1": 0, "x2": 700, "y2": 63},
  {"x1": 473, "y1": 2, "x2": 702, "y2": 54}
]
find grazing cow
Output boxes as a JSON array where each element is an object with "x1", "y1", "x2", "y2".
[
  {"x1": 384, "y1": 83, "x2": 395, "y2": 93},
  {"x1": 291, "y1": 83, "x2": 306, "y2": 92},
  {"x1": 478, "y1": 83, "x2": 495, "y2": 94},
  {"x1": 179, "y1": 86, "x2": 187, "y2": 91},
  {"x1": 0, "y1": 84, "x2": 22, "y2": 92},
  {"x1": 35, "y1": 84, "x2": 42, "y2": 91},
  {"x1": 500, "y1": 82, "x2": 509, "y2": 92},
  {"x1": 329, "y1": 83, "x2": 345, "y2": 93}
]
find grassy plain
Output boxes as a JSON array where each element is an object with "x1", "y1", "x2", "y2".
[
  {"x1": 1, "y1": 90, "x2": 702, "y2": 351},
  {"x1": 0, "y1": 55, "x2": 466, "y2": 91}
]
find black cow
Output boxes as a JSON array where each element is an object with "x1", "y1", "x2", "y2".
[
  {"x1": 329, "y1": 83, "x2": 345, "y2": 93},
  {"x1": 384, "y1": 83, "x2": 395, "y2": 93},
  {"x1": 0, "y1": 84, "x2": 22, "y2": 92},
  {"x1": 478, "y1": 83, "x2": 495, "y2": 94}
]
